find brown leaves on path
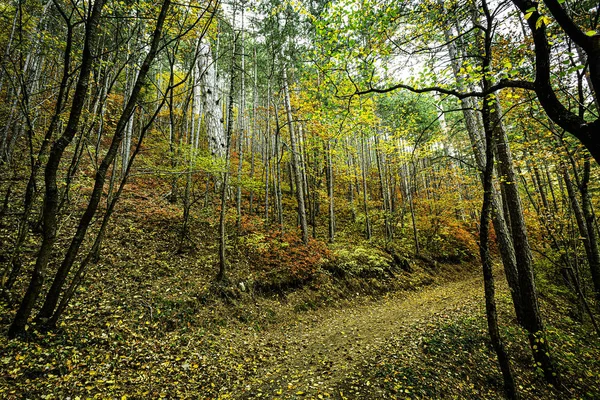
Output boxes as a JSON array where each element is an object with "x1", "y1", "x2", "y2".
[{"x1": 223, "y1": 275, "x2": 486, "y2": 399}]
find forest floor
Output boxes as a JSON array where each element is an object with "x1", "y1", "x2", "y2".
[
  {"x1": 221, "y1": 273, "x2": 495, "y2": 399},
  {"x1": 2, "y1": 264, "x2": 600, "y2": 399},
  {"x1": 2, "y1": 190, "x2": 600, "y2": 399}
]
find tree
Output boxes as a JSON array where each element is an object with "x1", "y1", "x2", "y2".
[
  {"x1": 9, "y1": 0, "x2": 179, "y2": 338},
  {"x1": 510, "y1": 0, "x2": 600, "y2": 164},
  {"x1": 9, "y1": 0, "x2": 107, "y2": 338}
]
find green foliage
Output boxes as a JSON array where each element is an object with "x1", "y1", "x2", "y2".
[
  {"x1": 326, "y1": 245, "x2": 393, "y2": 279},
  {"x1": 376, "y1": 91, "x2": 441, "y2": 137}
]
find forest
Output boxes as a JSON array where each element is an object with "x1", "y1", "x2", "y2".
[{"x1": 0, "y1": 0, "x2": 599, "y2": 398}]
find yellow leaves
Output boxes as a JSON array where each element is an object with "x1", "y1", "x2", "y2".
[
  {"x1": 535, "y1": 15, "x2": 551, "y2": 30},
  {"x1": 524, "y1": 6, "x2": 536, "y2": 20}
]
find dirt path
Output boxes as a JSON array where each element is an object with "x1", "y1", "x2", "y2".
[{"x1": 222, "y1": 274, "x2": 494, "y2": 399}]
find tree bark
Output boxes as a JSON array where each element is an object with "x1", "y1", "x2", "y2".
[
  {"x1": 282, "y1": 64, "x2": 308, "y2": 243},
  {"x1": 480, "y1": 91, "x2": 519, "y2": 400},
  {"x1": 326, "y1": 139, "x2": 335, "y2": 243},
  {"x1": 33, "y1": 0, "x2": 172, "y2": 325},
  {"x1": 443, "y1": 20, "x2": 522, "y2": 321},
  {"x1": 9, "y1": 0, "x2": 107, "y2": 338},
  {"x1": 581, "y1": 156, "x2": 600, "y2": 306},
  {"x1": 218, "y1": 31, "x2": 237, "y2": 282}
]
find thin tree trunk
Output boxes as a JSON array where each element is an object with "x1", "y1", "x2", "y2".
[
  {"x1": 48, "y1": 77, "x2": 172, "y2": 327},
  {"x1": 581, "y1": 156, "x2": 600, "y2": 306},
  {"x1": 326, "y1": 139, "x2": 335, "y2": 243},
  {"x1": 250, "y1": 47, "x2": 258, "y2": 215},
  {"x1": 282, "y1": 64, "x2": 308, "y2": 243},
  {"x1": 476, "y1": 0, "x2": 557, "y2": 383},
  {"x1": 9, "y1": 0, "x2": 107, "y2": 338},
  {"x1": 33, "y1": 0, "x2": 172, "y2": 325},
  {"x1": 218, "y1": 30, "x2": 237, "y2": 281},
  {"x1": 490, "y1": 92, "x2": 558, "y2": 386},
  {"x1": 361, "y1": 136, "x2": 372, "y2": 240},
  {"x1": 443, "y1": 20, "x2": 522, "y2": 321},
  {"x1": 481, "y1": 92, "x2": 519, "y2": 400},
  {"x1": 409, "y1": 158, "x2": 419, "y2": 254},
  {"x1": 264, "y1": 82, "x2": 271, "y2": 225},
  {"x1": 235, "y1": 5, "x2": 245, "y2": 230}
]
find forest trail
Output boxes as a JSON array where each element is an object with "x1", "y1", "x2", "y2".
[{"x1": 223, "y1": 273, "x2": 496, "y2": 399}]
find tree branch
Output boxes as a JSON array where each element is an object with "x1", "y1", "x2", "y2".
[
  {"x1": 349, "y1": 79, "x2": 534, "y2": 99},
  {"x1": 543, "y1": 0, "x2": 592, "y2": 50}
]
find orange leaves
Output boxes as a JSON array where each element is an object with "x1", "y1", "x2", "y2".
[{"x1": 246, "y1": 231, "x2": 331, "y2": 291}]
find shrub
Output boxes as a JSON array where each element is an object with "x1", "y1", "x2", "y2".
[
  {"x1": 326, "y1": 245, "x2": 393, "y2": 279},
  {"x1": 246, "y1": 232, "x2": 331, "y2": 294},
  {"x1": 423, "y1": 221, "x2": 478, "y2": 263}
]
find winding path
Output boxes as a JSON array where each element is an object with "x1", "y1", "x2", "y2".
[{"x1": 221, "y1": 274, "x2": 497, "y2": 399}]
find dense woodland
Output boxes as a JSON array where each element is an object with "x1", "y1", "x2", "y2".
[{"x1": 1, "y1": 0, "x2": 600, "y2": 398}]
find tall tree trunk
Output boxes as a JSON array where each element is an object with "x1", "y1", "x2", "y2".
[
  {"x1": 282, "y1": 64, "x2": 308, "y2": 243},
  {"x1": 168, "y1": 59, "x2": 178, "y2": 203},
  {"x1": 235, "y1": 5, "x2": 245, "y2": 230},
  {"x1": 199, "y1": 40, "x2": 226, "y2": 159},
  {"x1": 409, "y1": 158, "x2": 419, "y2": 254},
  {"x1": 481, "y1": 92, "x2": 519, "y2": 400},
  {"x1": 490, "y1": 94, "x2": 558, "y2": 386},
  {"x1": 443, "y1": 20, "x2": 522, "y2": 322},
  {"x1": 563, "y1": 163, "x2": 597, "y2": 299},
  {"x1": 48, "y1": 76, "x2": 172, "y2": 327},
  {"x1": 264, "y1": 81, "x2": 271, "y2": 225},
  {"x1": 250, "y1": 47, "x2": 258, "y2": 215},
  {"x1": 9, "y1": 0, "x2": 107, "y2": 338},
  {"x1": 581, "y1": 156, "x2": 600, "y2": 306},
  {"x1": 217, "y1": 31, "x2": 237, "y2": 281},
  {"x1": 326, "y1": 139, "x2": 335, "y2": 243},
  {"x1": 179, "y1": 61, "x2": 200, "y2": 251},
  {"x1": 360, "y1": 136, "x2": 372, "y2": 240},
  {"x1": 274, "y1": 106, "x2": 283, "y2": 231},
  {"x1": 33, "y1": 0, "x2": 173, "y2": 325},
  {"x1": 375, "y1": 133, "x2": 392, "y2": 242},
  {"x1": 2, "y1": 9, "x2": 77, "y2": 291},
  {"x1": 476, "y1": 0, "x2": 557, "y2": 384}
]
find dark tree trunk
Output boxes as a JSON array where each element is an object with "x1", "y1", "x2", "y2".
[
  {"x1": 481, "y1": 92, "x2": 519, "y2": 400},
  {"x1": 581, "y1": 156, "x2": 600, "y2": 306},
  {"x1": 34, "y1": 0, "x2": 172, "y2": 324},
  {"x1": 218, "y1": 32, "x2": 237, "y2": 282},
  {"x1": 283, "y1": 64, "x2": 308, "y2": 244},
  {"x1": 8, "y1": 0, "x2": 107, "y2": 338},
  {"x1": 326, "y1": 139, "x2": 335, "y2": 243}
]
